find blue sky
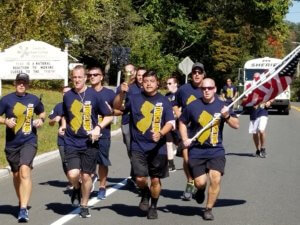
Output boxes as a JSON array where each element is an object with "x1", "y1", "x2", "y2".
[{"x1": 285, "y1": 1, "x2": 300, "y2": 23}]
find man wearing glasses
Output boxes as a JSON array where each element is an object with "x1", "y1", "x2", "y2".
[
  {"x1": 87, "y1": 66, "x2": 115, "y2": 200},
  {"x1": 173, "y1": 62, "x2": 206, "y2": 200},
  {"x1": 179, "y1": 78, "x2": 239, "y2": 221},
  {"x1": 0, "y1": 73, "x2": 46, "y2": 222},
  {"x1": 114, "y1": 64, "x2": 147, "y2": 186}
]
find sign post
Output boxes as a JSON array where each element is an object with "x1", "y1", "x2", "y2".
[{"x1": 178, "y1": 57, "x2": 194, "y2": 83}]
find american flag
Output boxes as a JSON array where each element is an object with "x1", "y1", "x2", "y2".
[{"x1": 242, "y1": 50, "x2": 300, "y2": 107}]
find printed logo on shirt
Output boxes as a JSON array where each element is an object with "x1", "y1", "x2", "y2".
[
  {"x1": 186, "y1": 95, "x2": 197, "y2": 105},
  {"x1": 70, "y1": 99, "x2": 93, "y2": 134},
  {"x1": 12, "y1": 102, "x2": 27, "y2": 134},
  {"x1": 152, "y1": 103, "x2": 163, "y2": 133},
  {"x1": 197, "y1": 110, "x2": 220, "y2": 146},
  {"x1": 226, "y1": 88, "x2": 233, "y2": 98},
  {"x1": 137, "y1": 101, "x2": 154, "y2": 134},
  {"x1": 22, "y1": 104, "x2": 34, "y2": 135}
]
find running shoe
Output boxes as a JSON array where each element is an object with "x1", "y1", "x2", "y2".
[
  {"x1": 203, "y1": 208, "x2": 214, "y2": 220},
  {"x1": 97, "y1": 188, "x2": 106, "y2": 200},
  {"x1": 18, "y1": 208, "x2": 29, "y2": 223},
  {"x1": 168, "y1": 164, "x2": 176, "y2": 172},
  {"x1": 147, "y1": 207, "x2": 158, "y2": 219},
  {"x1": 182, "y1": 181, "x2": 194, "y2": 201},
  {"x1": 79, "y1": 206, "x2": 91, "y2": 218},
  {"x1": 255, "y1": 149, "x2": 261, "y2": 157},
  {"x1": 260, "y1": 148, "x2": 266, "y2": 158}
]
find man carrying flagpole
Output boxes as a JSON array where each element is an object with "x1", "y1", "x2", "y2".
[{"x1": 179, "y1": 78, "x2": 239, "y2": 221}]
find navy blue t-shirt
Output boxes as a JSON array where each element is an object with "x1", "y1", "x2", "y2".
[
  {"x1": 222, "y1": 85, "x2": 237, "y2": 101},
  {"x1": 249, "y1": 106, "x2": 268, "y2": 121},
  {"x1": 179, "y1": 97, "x2": 236, "y2": 159},
  {"x1": 116, "y1": 82, "x2": 142, "y2": 125},
  {"x1": 48, "y1": 102, "x2": 64, "y2": 146},
  {"x1": 63, "y1": 87, "x2": 111, "y2": 150},
  {"x1": 175, "y1": 83, "x2": 203, "y2": 110},
  {"x1": 126, "y1": 92, "x2": 175, "y2": 154},
  {"x1": 165, "y1": 91, "x2": 177, "y2": 107},
  {"x1": 0, "y1": 92, "x2": 44, "y2": 148},
  {"x1": 96, "y1": 87, "x2": 116, "y2": 139}
]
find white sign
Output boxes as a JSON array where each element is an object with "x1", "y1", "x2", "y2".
[
  {"x1": 178, "y1": 56, "x2": 194, "y2": 83},
  {"x1": 0, "y1": 39, "x2": 68, "y2": 81}
]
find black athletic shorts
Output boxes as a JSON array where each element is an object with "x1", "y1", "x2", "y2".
[
  {"x1": 131, "y1": 150, "x2": 169, "y2": 178},
  {"x1": 64, "y1": 147, "x2": 98, "y2": 174},
  {"x1": 97, "y1": 138, "x2": 111, "y2": 166},
  {"x1": 5, "y1": 143, "x2": 37, "y2": 172},
  {"x1": 188, "y1": 156, "x2": 226, "y2": 178}
]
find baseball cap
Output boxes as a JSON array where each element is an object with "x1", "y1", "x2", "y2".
[
  {"x1": 192, "y1": 62, "x2": 205, "y2": 72},
  {"x1": 15, "y1": 73, "x2": 30, "y2": 83}
]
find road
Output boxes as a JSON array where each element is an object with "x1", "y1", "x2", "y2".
[{"x1": 1, "y1": 107, "x2": 300, "y2": 225}]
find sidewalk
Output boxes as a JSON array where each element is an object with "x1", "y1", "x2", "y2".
[{"x1": 0, "y1": 128, "x2": 121, "y2": 179}]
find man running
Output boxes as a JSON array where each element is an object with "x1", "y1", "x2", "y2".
[
  {"x1": 0, "y1": 73, "x2": 46, "y2": 222},
  {"x1": 179, "y1": 78, "x2": 239, "y2": 220},
  {"x1": 114, "y1": 70, "x2": 175, "y2": 219}
]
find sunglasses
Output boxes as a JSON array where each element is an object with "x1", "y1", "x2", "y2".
[
  {"x1": 192, "y1": 70, "x2": 204, "y2": 75},
  {"x1": 201, "y1": 86, "x2": 215, "y2": 91},
  {"x1": 87, "y1": 73, "x2": 102, "y2": 77}
]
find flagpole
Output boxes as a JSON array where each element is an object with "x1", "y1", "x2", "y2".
[{"x1": 190, "y1": 46, "x2": 300, "y2": 142}]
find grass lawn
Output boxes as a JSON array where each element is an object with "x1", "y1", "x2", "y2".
[{"x1": 0, "y1": 84, "x2": 120, "y2": 168}]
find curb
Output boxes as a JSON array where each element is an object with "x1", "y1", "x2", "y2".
[{"x1": 0, "y1": 128, "x2": 122, "y2": 179}]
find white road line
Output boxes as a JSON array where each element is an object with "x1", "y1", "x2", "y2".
[{"x1": 50, "y1": 177, "x2": 129, "y2": 225}]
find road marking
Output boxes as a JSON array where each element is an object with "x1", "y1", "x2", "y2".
[
  {"x1": 50, "y1": 177, "x2": 128, "y2": 225},
  {"x1": 291, "y1": 105, "x2": 300, "y2": 112}
]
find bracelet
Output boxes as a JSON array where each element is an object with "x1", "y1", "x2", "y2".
[
  {"x1": 96, "y1": 124, "x2": 102, "y2": 130},
  {"x1": 225, "y1": 115, "x2": 231, "y2": 120}
]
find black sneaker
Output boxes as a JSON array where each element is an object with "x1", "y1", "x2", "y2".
[
  {"x1": 71, "y1": 187, "x2": 81, "y2": 206},
  {"x1": 255, "y1": 149, "x2": 261, "y2": 157},
  {"x1": 260, "y1": 148, "x2": 266, "y2": 158},
  {"x1": 203, "y1": 208, "x2": 214, "y2": 220},
  {"x1": 79, "y1": 206, "x2": 91, "y2": 218},
  {"x1": 139, "y1": 188, "x2": 150, "y2": 211},
  {"x1": 168, "y1": 164, "x2": 176, "y2": 172},
  {"x1": 147, "y1": 207, "x2": 158, "y2": 219},
  {"x1": 194, "y1": 187, "x2": 206, "y2": 204}
]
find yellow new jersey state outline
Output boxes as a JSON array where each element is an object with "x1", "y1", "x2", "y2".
[
  {"x1": 12, "y1": 102, "x2": 27, "y2": 134},
  {"x1": 136, "y1": 101, "x2": 155, "y2": 134},
  {"x1": 197, "y1": 110, "x2": 220, "y2": 145},
  {"x1": 70, "y1": 99, "x2": 83, "y2": 134}
]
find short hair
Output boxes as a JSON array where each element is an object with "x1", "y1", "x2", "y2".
[
  {"x1": 72, "y1": 64, "x2": 86, "y2": 75},
  {"x1": 167, "y1": 76, "x2": 178, "y2": 84},
  {"x1": 143, "y1": 70, "x2": 158, "y2": 80},
  {"x1": 88, "y1": 66, "x2": 104, "y2": 76}
]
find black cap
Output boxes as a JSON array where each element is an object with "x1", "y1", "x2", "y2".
[
  {"x1": 15, "y1": 73, "x2": 29, "y2": 83},
  {"x1": 192, "y1": 62, "x2": 205, "y2": 71}
]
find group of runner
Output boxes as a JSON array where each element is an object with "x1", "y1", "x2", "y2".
[{"x1": 0, "y1": 62, "x2": 270, "y2": 222}]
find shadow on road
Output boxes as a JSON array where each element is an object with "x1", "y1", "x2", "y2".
[
  {"x1": 0, "y1": 205, "x2": 19, "y2": 218},
  {"x1": 39, "y1": 180, "x2": 69, "y2": 188},
  {"x1": 45, "y1": 203, "x2": 76, "y2": 215},
  {"x1": 160, "y1": 205, "x2": 201, "y2": 216},
  {"x1": 92, "y1": 204, "x2": 146, "y2": 217},
  {"x1": 226, "y1": 152, "x2": 255, "y2": 157},
  {"x1": 160, "y1": 189, "x2": 183, "y2": 199},
  {"x1": 214, "y1": 198, "x2": 246, "y2": 207}
]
